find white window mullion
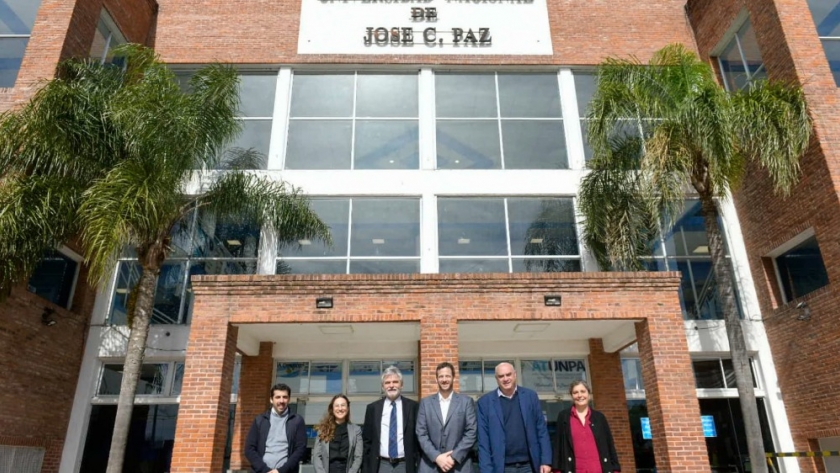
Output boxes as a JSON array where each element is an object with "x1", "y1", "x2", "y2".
[
  {"x1": 418, "y1": 68, "x2": 436, "y2": 170},
  {"x1": 269, "y1": 68, "x2": 292, "y2": 170},
  {"x1": 559, "y1": 69, "x2": 585, "y2": 171},
  {"x1": 420, "y1": 193, "x2": 438, "y2": 273}
]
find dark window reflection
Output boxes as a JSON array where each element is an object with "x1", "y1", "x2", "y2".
[
  {"x1": 776, "y1": 235, "x2": 829, "y2": 301},
  {"x1": 27, "y1": 251, "x2": 77, "y2": 308},
  {"x1": 80, "y1": 405, "x2": 179, "y2": 473}
]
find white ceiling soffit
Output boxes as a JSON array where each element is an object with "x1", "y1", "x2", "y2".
[{"x1": 458, "y1": 320, "x2": 639, "y2": 353}]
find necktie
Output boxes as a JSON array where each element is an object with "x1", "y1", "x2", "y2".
[{"x1": 388, "y1": 400, "x2": 398, "y2": 459}]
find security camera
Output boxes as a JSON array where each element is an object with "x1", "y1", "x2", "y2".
[{"x1": 795, "y1": 301, "x2": 808, "y2": 309}]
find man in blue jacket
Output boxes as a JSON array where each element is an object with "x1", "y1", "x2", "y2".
[
  {"x1": 245, "y1": 383, "x2": 307, "y2": 473},
  {"x1": 476, "y1": 363, "x2": 551, "y2": 473}
]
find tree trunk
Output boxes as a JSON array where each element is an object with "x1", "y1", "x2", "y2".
[
  {"x1": 105, "y1": 264, "x2": 160, "y2": 473},
  {"x1": 699, "y1": 197, "x2": 767, "y2": 473}
]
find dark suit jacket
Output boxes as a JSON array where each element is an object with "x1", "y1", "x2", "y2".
[
  {"x1": 552, "y1": 407, "x2": 620, "y2": 473},
  {"x1": 476, "y1": 387, "x2": 551, "y2": 473},
  {"x1": 362, "y1": 396, "x2": 421, "y2": 473}
]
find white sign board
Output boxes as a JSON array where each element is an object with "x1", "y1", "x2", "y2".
[{"x1": 298, "y1": 0, "x2": 553, "y2": 55}]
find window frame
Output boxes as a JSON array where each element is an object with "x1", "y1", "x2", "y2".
[
  {"x1": 713, "y1": 15, "x2": 767, "y2": 92},
  {"x1": 767, "y1": 228, "x2": 830, "y2": 303},
  {"x1": 0, "y1": 0, "x2": 42, "y2": 88},
  {"x1": 273, "y1": 359, "x2": 418, "y2": 397},
  {"x1": 26, "y1": 245, "x2": 82, "y2": 310}
]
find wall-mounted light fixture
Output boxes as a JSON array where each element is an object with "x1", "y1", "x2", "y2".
[
  {"x1": 795, "y1": 301, "x2": 811, "y2": 321},
  {"x1": 544, "y1": 295, "x2": 562, "y2": 307},
  {"x1": 316, "y1": 297, "x2": 334, "y2": 309},
  {"x1": 41, "y1": 307, "x2": 57, "y2": 327}
]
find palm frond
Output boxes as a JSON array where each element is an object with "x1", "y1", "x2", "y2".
[{"x1": 202, "y1": 172, "x2": 331, "y2": 246}]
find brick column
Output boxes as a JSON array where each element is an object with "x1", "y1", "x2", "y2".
[
  {"x1": 230, "y1": 342, "x2": 275, "y2": 472},
  {"x1": 636, "y1": 317, "x2": 709, "y2": 473},
  {"x1": 588, "y1": 339, "x2": 636, "y2": 473},
  {"x1": 419, "y1": 314, "x2": 459, "y2": 397},
  {"x1": 170, "y1": 302, "x2": 238, "y2": 473}
]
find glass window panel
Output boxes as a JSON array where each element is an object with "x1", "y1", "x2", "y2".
[
  {"x1": 821, "y1": 39, "x2": 840, "y2": 87},
  {"x1": 435, "y1": 74, "x2": 498, "y2": 118},
  {"x1": 348, "y1": 361, "x2": 382, "y2": 394},
  {"x1": 502, "y1": 121, "x2": 567, "y2": 169},
  {"x1": 277, "y1": 259, "x2": 347, "y2": 275},
  {"x1": 721, "y1": 359, "x2": 738, "y2": 389},
  {"x1": 621, "y1": 358, "x2": 644, "y2": 391},
  {"x1": 285, "y1": 120, "x2": 352, "y2": 169},
  {"x1": 692, "y1": 360, "x2": 725, "y2": 389},
  {"x1": 109, "y1": 261, "x2": 142, "y2": 325},
  {"x1": 0, "y1": 0, "x2": 41, "y2": 34},
  {"x1": 676, "y1": 260, "x2": 700, "y2": 320},
  {"x1": 507, "y1": 198, "x2": 578, "y2": 256},
  {"x1": 459, "y1": 361, "x2": 483, "y2": 392},
  {"x1": 662, "y1": 201, "x2": 707, "y2": 257},
  {"x1": 640, "y1": 258, "x2": 671, "y2": 271},
  {"x1": 574, "y1": 73, "x2": 597, "y2": 118},
  {"x1": 218, "y1": 120, "x2": 272, "y2": 169},
  {"x1": 384, "y1": 360, "x2": 415, "y2": 392},
  {"x1": 688, "y1": 261, "x2": 725, "y2": 321},
  {"x1": 521, "y1": 360, "x2": 555, "y2": 392},
  {"x1": 350, "y1": 199, "x2": 420, "y2": 257},
  {"x1": 290, "y1": 74, "x2": 354, "y2": 117},
  {"x1": 482, "y1": 360, "x2": 513, "y2": 392},
  {"x1": 0, "y1": 38, "x2": 29, "y2": 88},
  {"x1": 151, "y1": 262, "x2": 187, "y2": 325},
  {"x1": 736, "y1": 22, "x2": 765, "y2": 78},
  {"x1": 310, "y1": 362, "x2": 343, "y2": 394},
  {"x1": 349, "y1": 260, "x2": 420, "y2": 274},
  {"x1": 90, "y1": 19, "x2": 109, "y2": 61},
  {"x1": 553, "y1": 359, "x2": 587, "y2": 393},
  {"x1": 497, "y1": 74, "x2": 561, "y2": 118},
  {"x1": 280, "y1": 199, "x2": 349, "y2": 257},
  {"x1": 184, "y1": 260, "x2": 256, "y2": 323},
  {"x1": 172, "y1": 362, "x2": 184, "y2": 396},
  {"x1": 776, "y1": 235, "x2": 830, "y2": 300},
  {"x1": 354, "y1": 120, "x2": 419, "y2": 169},
  {"x1": 276, "y1": 362, "x2": 310, "y2": 394},
  {"x1": 719, "y1": 38, "x2": 748, "y2": 92},
  {"x1": 27, "y1": 251, "x2": 77, "y2": 308},
  {"x1": 439, "y1": 258, "x2": 509, "y2": 273},
  {"x1": 80, "y1": 405, "x2": 179, "y2": 473},
  {"x1": 512, "y1": 259, "x2": 580, "y2": 273},
  {"x1": 193, "y1": 212, "x2": 261, "y2": 259},
  {"x1": 808, "y1": 0, "x2": 840, "y2": 36},
  {"x1": 356, "y1": 74, "x2": 418, "y2": 117},
  {"x1": 238, "y1": 74, "x2": 277, "y2": 117},
  {"x1": 580, "y1": 121, "x2": 594, "y2": 162},
  {"x1": 438, "y1": 198, "x2": 507, "y2": 256},
  {"x1": 436, "y1": 121, "x2": 502, "y2": 169},
  {"x1": 98, "y1": 364, "x2": 168, "y2": 395}
]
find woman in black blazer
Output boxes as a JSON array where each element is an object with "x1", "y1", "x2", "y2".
[
  {"x1": 553, "y1": 380, "x2": 620, "y2": 473},
  {"x1": 314, "y1": 394, "x2": 363, "y2": 473}
]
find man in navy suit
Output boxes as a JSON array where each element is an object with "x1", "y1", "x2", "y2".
[
  {"x1": 476, "y1": 362, "x2": 551, "y2": 473},
  {"x1": 363, "y1": 366, "x2": 421, "y2": 473}
]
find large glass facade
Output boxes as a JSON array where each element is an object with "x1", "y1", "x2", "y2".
[
  {"x1": 109, "y1": 209, "x2": 259, "y2": 325},
  {"x1": 808, "y1": 0, "x2": 840, "y2": 86},
  {"x1": 277, "y1": 197, "x2": 421, "y2": 274},
  {"x1": 0, "y1": 0, "x2": 41, "y2": 87},
  {"x1": 438, "y1": 197, "x2": 580, "y2": 273}
]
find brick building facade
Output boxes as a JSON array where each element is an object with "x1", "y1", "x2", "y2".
[{"x1": 0, "y1": 0, "x2": 837, "y2": 472}]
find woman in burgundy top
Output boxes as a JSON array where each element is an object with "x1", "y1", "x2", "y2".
[{"x1": 552, "y1": 380, "x2": 620, "y2": 473}]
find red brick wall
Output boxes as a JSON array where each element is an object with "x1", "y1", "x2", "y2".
[
  {"x1": 687, "y1": 1, "x2": 840, "y2": 471},
  {"x1": 230, "y1": 342, "x2": 274, "y2": 471},
  {"x1": 0, "y1": 288, "x2": 90, "y2": 472},
  {"x1": 173, "y1": 272, "x2": 710, "y2": 473},
  {"x1": 151, "y1": 0, "x2": 695, "y2": 66},
  {"x1": 0, "y1": 0, "x2": 156, "y2": 112},
  {"x1": 588, "y1": 338, "x2": 635, "y2": 473}
]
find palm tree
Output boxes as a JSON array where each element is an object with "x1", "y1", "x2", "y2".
[
  {"x1": 578, "y1": 43, "x2": 811, "y2": 473},
  {"x1": 0, "y1": 45, "x2": 330, "y2": 473}
]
